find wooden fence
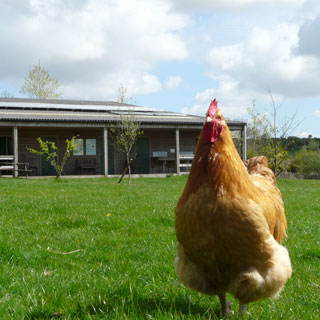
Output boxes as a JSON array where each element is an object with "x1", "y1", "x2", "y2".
[{"x1": 278, "y1": 172, "x2": 320, "y2": 180}]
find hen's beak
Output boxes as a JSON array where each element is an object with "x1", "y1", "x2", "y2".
[{"x1": 206, "y1": 116, "x2": 213, "y2": 123}]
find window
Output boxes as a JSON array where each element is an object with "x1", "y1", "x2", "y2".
[
  {"x1": 86, "y1": 139, "x2": 96, "y2": 155},
  {"x1": 0, "y1": 136, "x2": 13, "y2": 155}
]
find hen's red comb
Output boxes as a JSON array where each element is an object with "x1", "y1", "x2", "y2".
[{"x1": 207, "y1": 99, "x2": 218, "y2": 118}]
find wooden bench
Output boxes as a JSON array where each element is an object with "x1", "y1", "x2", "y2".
[
  {"x1": 0, "y1": 156, "x2": 32, "y2": 178},
  {"x1": 17, "y1": 163, "x2": 33, "y2": 178},
  {"x1": 151, "y1": 152, "x2": 176, "y2": 173},
  {"x1": 0, "y1": 164, "x2": 14, "y2": 172},
  {"x1": 0, "y1": 164, "x2": 33, "y2": 178},
  {"x1": 76, "y1": 158, "x2": 99, "y2": 174},
  {"x1": 0, "y1": 155, "x2": 14, "y2": 177}
]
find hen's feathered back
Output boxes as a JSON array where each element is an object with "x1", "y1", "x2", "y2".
[
  {"x1": 244, "y1": 156, "x2": 276, "y2": 186},
  {"x1": 244, "y1": 156, "x2": 287, "y2": 242}
]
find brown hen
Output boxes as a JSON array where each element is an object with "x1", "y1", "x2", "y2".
[{"x1": 175, "y1": 99, "x2": 292, "y2": 317}]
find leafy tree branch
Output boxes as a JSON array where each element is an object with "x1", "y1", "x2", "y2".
[
  {"x1": 28, "y1": 137, "x2": 77, "y2": 179},
  {"x1": 20, "y1": 60, "x2": 61, "y2": 99},
  {"x1": 109, "y1": 110, "x2": 143, "y2": 184}
]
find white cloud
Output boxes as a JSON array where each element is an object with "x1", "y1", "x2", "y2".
[
  {"x1": 0, "y1": 0, "x2": 189, "y2": 99},
  {"x1": 296, "y1": 131, "x2": 313, "y2": 138},
  {"x1": 313, "y1": 110, "x2": 320, "y2": 118},
  {"x1": 299, "y1": 17, "x2": 320, "y2": 56},
  {"x1": 170, "y1": 0, "x2": 306, "y2": 12},
  {"x1": 202, "y1": 23, "x2": 320, "y2": 113},
  {"x1": 165, "y1": 75, "x2": 182, "y2": 90},
  {"x1": 62, "y1": 71, "x2": 163, "y2": 100},
  {"x1": 182, "y1": 83, "x2": 269, "y2": 119},
  {"x1": 183, "y1": 23, "x2": 309, "y2": 118}
]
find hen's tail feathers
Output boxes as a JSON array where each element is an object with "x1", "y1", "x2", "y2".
[
  {"x1": 229, "y1": 236, "x2": 292, "y2": 304},
  {"x1": 175, "y1": 243, "x2": 207, "y2": 293},
  {"x1": 244, "y1": 156, "x2": 277, "y2": 187},
  {"x1": 175, "y1": 242, "x2": 214, "y2": 295}
]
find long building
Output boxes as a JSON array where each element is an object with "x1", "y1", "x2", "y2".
[{"x1": 0, "y1": 98, "x2": 247, "y2": 177}]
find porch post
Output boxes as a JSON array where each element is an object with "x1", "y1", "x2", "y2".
[
  {"x1": 13, "y1": 126, "x2": 18, "y2": 177},
  {"x1": 175, "y1": 128, "x2": 180, "y2": 175},
  {"x1": 103, "y1": 127, "x2": 108, "y2": 177},
  {"x1": 242, "y1": 125, "x2": 247, "y2": 161}
]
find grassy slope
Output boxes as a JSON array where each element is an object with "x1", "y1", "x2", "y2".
[{"x1": 0, "y1": 177, "x2": 319, "y2": 319}]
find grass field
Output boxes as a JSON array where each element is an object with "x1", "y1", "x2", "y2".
[{"x1": 0, "y1": 176, "x2": 319, "y2": 319}]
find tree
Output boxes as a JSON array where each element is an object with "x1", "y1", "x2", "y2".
[
  {"x1": 110, "y1": 109, "x2": 143, "y2": 184},
  {"x1": 246, "y1": 100, "x2": 270, "y2": 158},
  {"x1": 246, "y1": 92, "x2": 302, "y2": 175},
  {"x1": 117, "y1": 84, "x2": 129, "y2": 103},
  {"x1": 230, "y1": 130, "x2": 244, "y2": 158},
  {"x1": 286, "y1": 136, "x2": 305, "y2": 151},
  {"x1": 307, "y1": 139, "x2": 319, "y2": 152},
  {"x1": 116, "y1": 83, "x2": 135, "y2": 104},
  {"x1": 1, "y1": 90, "x2": 14, "y2": 98},
  {"x1": 27, "y1": 136, "x2": 77, "y2": 179},
  {"x1": 20, "y1": 60, "x2": 61, "y2": 99},
  {"x1": 294, "y1": 149, "x2": 320, "y2": 176}
]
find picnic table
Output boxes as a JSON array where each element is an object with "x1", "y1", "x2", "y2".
[{"x1": 0, "y1": 155, "x2": 33, "y2": 178}]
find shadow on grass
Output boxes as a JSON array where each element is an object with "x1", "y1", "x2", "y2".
[
  {"x1": 25, "y1": 288, "x2": 222, "y2": 319},
  {"x1": 25, "y1": 311, "x2": 64, "y2": 320},
  {"x1": 301, "y1": 249, "x2": 320, "y2": 261},
  {"x1": 82, "y1": 291, "x2": 222, "y2": 319}
]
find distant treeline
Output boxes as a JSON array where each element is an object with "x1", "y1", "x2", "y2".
[{"x1": 286, "y1": 136, "x2": 320, "y2": 151}]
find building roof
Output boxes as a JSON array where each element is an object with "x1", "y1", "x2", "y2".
[{"x1": 0, "y1": 98, "x2": 246, "y2": 128}]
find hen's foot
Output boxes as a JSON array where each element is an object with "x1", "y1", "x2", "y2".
[
  {"x1": 218, "y1": 293, "x2": 231, "y2": 317},
  {"x1": 238, "y1": 303, "x2": 247, "y2": 317}
]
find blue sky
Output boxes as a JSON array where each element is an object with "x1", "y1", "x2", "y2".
[{"x1": 1, "y1": 0, "x2": 320, "y2": 137}]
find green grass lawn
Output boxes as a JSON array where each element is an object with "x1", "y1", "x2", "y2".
[{"x1": 0, "y1": 176, "x2": 319, "y2": 319}]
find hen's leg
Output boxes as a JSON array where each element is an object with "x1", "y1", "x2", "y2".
[
  {"x1": 238, "y1": 303, "x2": 247, "y2": 317},
  {"x1": 218, "y1": 293, "x2": 231, "y2": 317}
]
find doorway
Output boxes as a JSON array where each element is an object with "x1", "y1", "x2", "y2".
[
  {"x1": 41, "y1": 137, "x2": 57, "y2": 176},
  {"x1": 136, "y1": 137, "x2": 150, "y2": 174}
]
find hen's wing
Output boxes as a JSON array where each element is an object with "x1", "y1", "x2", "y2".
[{"x1": 244, "y1": 156, "x2": 287, "y2": 243}]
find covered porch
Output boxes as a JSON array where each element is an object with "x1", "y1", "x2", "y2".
[
  {"x1": 0, "y1": 125, "x2": 247, "y2": 177},
  {"x1": 0, "y1": 98, "x2": 247, "y2": 177}
]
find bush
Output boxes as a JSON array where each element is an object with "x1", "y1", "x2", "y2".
[{"x1": 293, "y1": 149, "x2": 320, "y2": 175}]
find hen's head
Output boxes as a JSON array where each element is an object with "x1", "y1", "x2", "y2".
[{"x1": 202, "y1": 99, "x2": 226, "y2": 143}]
